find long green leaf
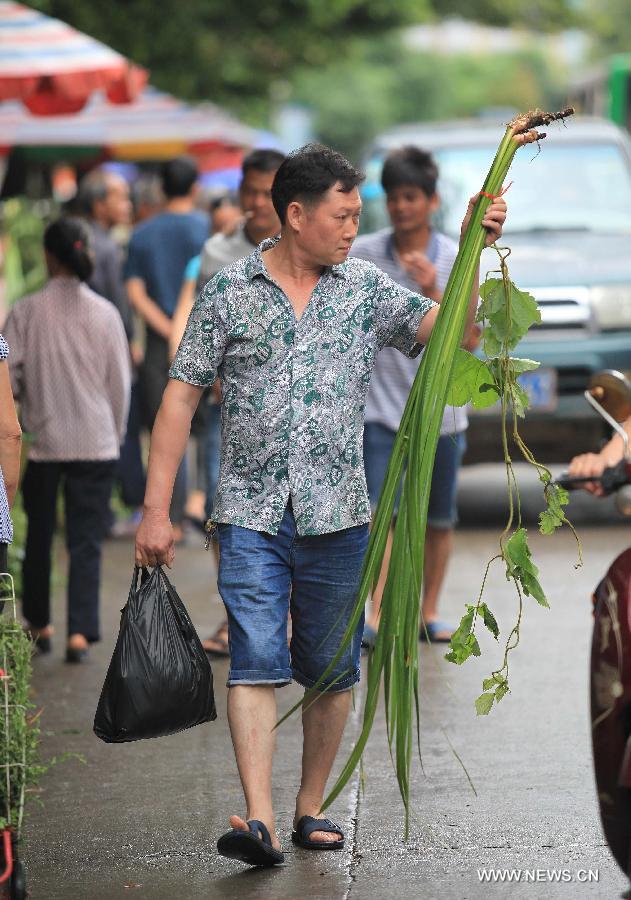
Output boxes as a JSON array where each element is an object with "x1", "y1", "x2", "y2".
[{"x1": 280, "y1": 109, "x2": 574, "y2": 833}]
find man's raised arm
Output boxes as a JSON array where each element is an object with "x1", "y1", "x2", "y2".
[{"x1": 416, "y1": 194, "x2": 507, "y2": 346}]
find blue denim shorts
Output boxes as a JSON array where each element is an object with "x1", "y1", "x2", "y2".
[
  {"x1": 363, "y1": 423, "x2": 467, "y2": 529},
  {"x1": 216, "y1": 502, "x2": 369, "y2": 691}
]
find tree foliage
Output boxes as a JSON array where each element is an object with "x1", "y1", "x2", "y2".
[
  {"x1": 28, "y1": 0, "x2": 427, "y2": 115},
  {"x1": 586, "y1": 0, "x2": 631, "y2": 56},
  {"x1": 28, "y1": 1, "x2": 576, "y2": 122},
  {"x1": 292, "y1": 36, "x2": 566, "y2": 160},
  {"x1": 433, "y1": 0, "x2": 577, "y2": 31}
]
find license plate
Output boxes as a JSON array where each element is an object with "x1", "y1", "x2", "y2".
[{"x1": 518, "y1": 367, "x2": 558, "y2": 412}]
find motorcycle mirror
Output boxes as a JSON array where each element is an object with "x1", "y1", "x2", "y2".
[
  {"x1": 587, "y1": 370, "x2": 631, "y2": 422},
  {"x1": 585, "y1": 370, "x2": 631, "y2": 460}
]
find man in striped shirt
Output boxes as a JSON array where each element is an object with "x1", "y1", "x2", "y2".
[{"x1": 352, "y1": 145, "x2": 476, "y2": 645}]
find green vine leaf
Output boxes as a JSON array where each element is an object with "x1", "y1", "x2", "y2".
[
  {"x1": 475, "y1": 692, "x2": 495, "y2": 716},
  {"x1": 478, "y1": 278, "x2": 541, "y2": 353},
  {"x1": 445, "y1": 605, "x2": 482, "y2": 664},
  {"x1": 509, "y1": 357, "x2": 540, "y2": 375},
  {"x1": 539, "y1": 483, "x2": 570, "y2": 535},
  {"x1": 447, "y1": 349, "x2": 499, "y2": 409},
  {"x1": 505, "y1": 528, "x2": 550, "y2": 607}
]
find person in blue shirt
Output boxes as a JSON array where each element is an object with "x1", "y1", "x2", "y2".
[{"x1": 125, "y1": 157, "x2": 208, "y2": 538}]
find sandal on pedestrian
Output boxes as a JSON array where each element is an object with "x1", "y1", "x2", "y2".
[
  {"x1": 24, "y1": 626, "x2": 53, "y2": 655},
  {"x1": 203, "y1": 622, "x2": 230, "y2": 659},
  {"x1": 66, "y1": 634, "x2": 89, "y2": 663},
  {"x1": 217, "y1": 819, "x2": 284, "y2": 867},
  {"x1": 419, "y1": 619, "x2": 454, "y2": 643},
  {"x1": 292, "y1": 815, "x2": 345, "y2": 850}
]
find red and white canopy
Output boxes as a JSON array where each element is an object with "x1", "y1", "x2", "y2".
[{"x1": 0, "y1": 1, "x2": 146, "y2": 114}]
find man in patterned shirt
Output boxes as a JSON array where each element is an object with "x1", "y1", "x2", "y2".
[{"x1": 135, "y1": 144, "x2": 506, "y2": 867}]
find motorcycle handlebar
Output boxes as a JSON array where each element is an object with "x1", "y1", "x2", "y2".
[{"x1": 556, "y1": 460, "x2": 631, "y2": 494}]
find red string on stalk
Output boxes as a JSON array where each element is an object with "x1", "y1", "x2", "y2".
[{"x1": 480, "y1": 181, "x2": 513, "y2": 201}]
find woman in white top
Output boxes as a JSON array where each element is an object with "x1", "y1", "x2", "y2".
[{"x1": 4, "y1": 217, "x2": 130, "y2": 662}]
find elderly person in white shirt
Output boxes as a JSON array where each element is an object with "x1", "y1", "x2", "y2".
[{"x1": 4, "y1": 217, "x2": 130, "y2": 662}]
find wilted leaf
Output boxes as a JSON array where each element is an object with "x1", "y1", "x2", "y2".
[
  {"x1": 511, "y1": 380, "x2": 531, "y2": 418},
  {"x1": 480, "y1": 603, "x2": 499, "y2": 639},
  {"x1": 505, "y1": 528, "x2": 549, "y2": 607},
  {"x1": 445, "y1": 606, "x2": 482, "y2": 664},
  {"x1": 475, "y1": 692, "x2": 495, "y2": 716},
  {"x1": 539, "y1": 483, "x2": 569, "y2": 535},
  {"x1": 495, "y1": 682, "x2": 509, "y2": 703}
]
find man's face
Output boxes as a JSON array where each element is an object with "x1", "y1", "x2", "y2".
[
  {"x1": 101, "y1": 175, "x2": 132, "y2": 227},
  {"x1": 211, "y1": 203, "x2": 241, "y2": 235},
  {"x1": 239, "y1": 168, "x2": 280, "y2": 236},
  {"x1": 386, "y1": 184, "x2": 438, "y2": 235},
  {"x1": 293, "y1": 183, "x2": 362, "y2": 266}
]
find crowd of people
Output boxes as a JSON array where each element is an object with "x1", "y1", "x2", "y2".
[{"x1": 0, "y1": 139, "x2": 626, "y2": 866}]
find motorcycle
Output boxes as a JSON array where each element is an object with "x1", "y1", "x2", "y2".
[{"x1": 557, "y1": 370, "x2": 631, "y2": 879}]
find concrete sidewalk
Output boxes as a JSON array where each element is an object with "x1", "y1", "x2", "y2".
[{"x1": 20, "y1": 522, "x2": 631, "y2": 899}]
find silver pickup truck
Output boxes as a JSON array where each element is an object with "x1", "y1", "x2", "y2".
[{"x1": 362, "y1": 116, "x2": 631, "y2": 462}]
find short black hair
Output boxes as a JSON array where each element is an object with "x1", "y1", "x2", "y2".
[
  {"x1": 210, "y1": 192, "x2": 239, "y2": 211},
  {"x1": 271, "y1": 143, "x2": 364, "y2": 225},
  {"x1": 160, "y1": 156, "x2": 199, "y2": 198},
  {"x1": 381, "y1": 146, "x2": 439, "y2": 198},
  {"x1": 76, "y1": 168, "x2": 109, "y2": 215},
  {"x1": 242, "y1": 148, "x2": 286, "y2": 177},
  {"x1": 44, "y1": 217, "x2": 94, "y2": 282}
]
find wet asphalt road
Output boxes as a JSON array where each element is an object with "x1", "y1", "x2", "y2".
[{"x1": 17, "y1": 465, "x2": 631, "y2": 899}]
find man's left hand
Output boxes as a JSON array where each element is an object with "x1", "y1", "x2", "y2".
[{"x1": 460, "y1": 194, "x2": 507, "y2": 247}]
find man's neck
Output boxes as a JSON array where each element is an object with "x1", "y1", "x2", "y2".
[
  {"x1": 392, "y1": 223, "x2": 432, "y2": 256},
  {"x1": 165, "y1": 197, "x2": 194, "y2": 214},
  {"x1": 244, "y1": 222, "x2": 276, "y2": 247},
  {"x1": 263, "y1": 234, "x2": 322, "y2": 284}
]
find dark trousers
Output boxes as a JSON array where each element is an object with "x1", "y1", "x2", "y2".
[
  {"x1": 117, "y1": 380, "x2": 146, "y2": 508},
  {"x1": 22, "y1": 459, "x2": 117, "y2": 641}
]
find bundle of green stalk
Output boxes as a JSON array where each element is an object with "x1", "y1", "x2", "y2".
[
  {"x1": 280, "y1": 108, "x2": 576, "y2": 832},
  {"x1": 0, "y1": 585, "x2": 42, "y2": 833}
]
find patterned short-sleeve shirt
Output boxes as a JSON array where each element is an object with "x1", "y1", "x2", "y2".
[
  {"x1": 170, "y1": 237, "x2": 436, "y2": 535},
  {"x1": 0, "y1": 334, "x2": 13, "y2": 545}
]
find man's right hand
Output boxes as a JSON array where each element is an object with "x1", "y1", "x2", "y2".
[
  {"x1": 566, "y1": 452, "x2": 609, "y2": 496},
  {"x1": 135, "y1": 508, "x2": 175, "y2": 568}
]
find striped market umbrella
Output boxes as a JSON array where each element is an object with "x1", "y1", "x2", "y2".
[
  {"x1": 0, "y1": 86, "x2": 258, "y2": 164},
  {"x1": 0, "y1": 1, "x2": 146, "y2": 115}
]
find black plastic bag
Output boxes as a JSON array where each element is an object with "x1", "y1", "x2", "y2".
[{"x1": 94, "y1": 566, "x2": 217, "y2": 742}]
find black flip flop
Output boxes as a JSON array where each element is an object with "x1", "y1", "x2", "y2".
[
  {"x1": 217, "y1": 819, "x2": 284, "y2": 867},
  {"x1": 292, "y1": 815, "x2": 345, "y2": 850}
]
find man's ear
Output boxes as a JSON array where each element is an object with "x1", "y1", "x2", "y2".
[
  {"x1": 285, "y1": 200, "x2": 305, "y2": 233},
  {"x1": 430, "y1": 192, "x2": 440, "y2": 215}
]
